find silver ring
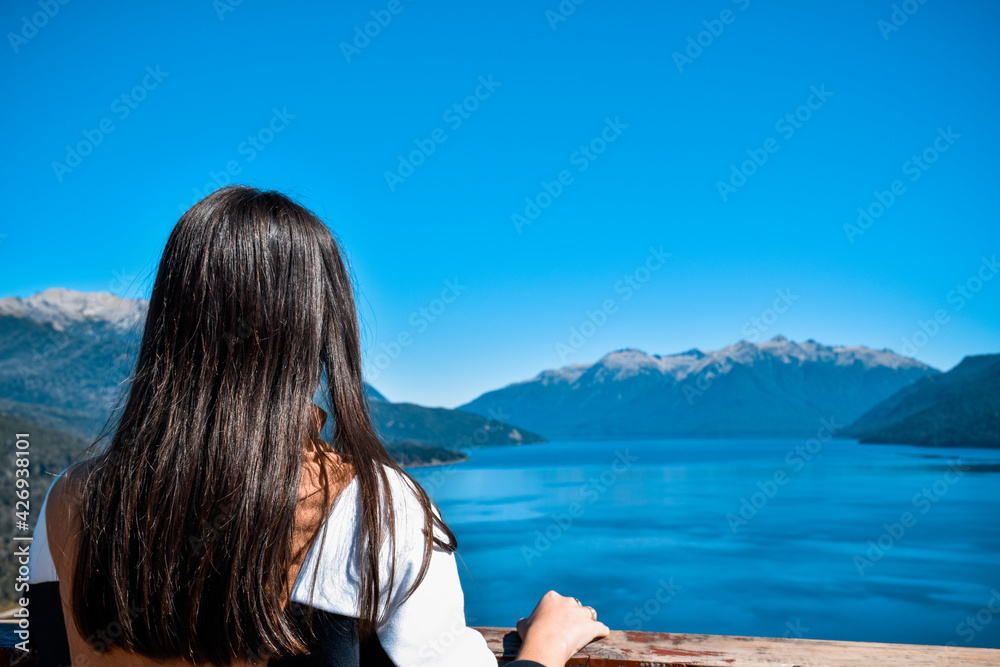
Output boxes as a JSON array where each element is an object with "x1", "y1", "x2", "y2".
[
  {"x1": 572, "y1": 597, "x2": 582, "y2": 606},
  {"x1": 585, "y1": 605, "x2": 597, "y2": 621}
]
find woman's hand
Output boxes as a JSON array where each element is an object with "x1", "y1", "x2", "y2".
[{"x1": 513, "y1": 590, "x2": 610, "y2": 666}]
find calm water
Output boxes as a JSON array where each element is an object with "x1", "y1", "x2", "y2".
[
  {"x1": 4, "y1": 439, "x2": 997, "y2": 650},
  {"x1": 410, "y1": 438, "x2": 1000, "y2": 648}
]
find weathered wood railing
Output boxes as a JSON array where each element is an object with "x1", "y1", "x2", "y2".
[
  {"x1": 2, "y1": 626, "x2": 1000, "y2": 666},
  {"x1": 476, "y1": 627, "x2": 1000, "y2": 666}
]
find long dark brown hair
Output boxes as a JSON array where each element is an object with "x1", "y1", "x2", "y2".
[{"x1": 70, "y1": 186, "x2": 456, "y2": 664}]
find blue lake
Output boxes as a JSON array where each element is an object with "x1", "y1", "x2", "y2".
[{"x1": 410, "y1": 437, "x2": 1000, "y2": 649}]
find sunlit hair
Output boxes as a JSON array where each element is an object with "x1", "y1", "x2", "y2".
[{"x1": 70, "y1": 186, "x2": 456, "y2": 664}]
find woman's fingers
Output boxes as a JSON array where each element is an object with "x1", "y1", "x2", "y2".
[
  {"x1": 515, "y1": 591, "x2": 611, "y2": 666},
  {"x1": 519, "y1": 590, "x2": 608, "y2": 639}
]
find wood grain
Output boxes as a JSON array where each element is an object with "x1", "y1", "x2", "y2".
[{"x1": 475, "y1": 627, "x2": 1000, "y2": 666}]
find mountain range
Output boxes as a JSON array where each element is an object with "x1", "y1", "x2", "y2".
[
  {"x1": 0, "y1": 289, "x2": 544, "y2": 466},
  {"x1": 459, "y1": 337, "x2": 940, "y2": 439},
  {"x1": 3, "y1": 288, "x2": 995, "y2": 454}
]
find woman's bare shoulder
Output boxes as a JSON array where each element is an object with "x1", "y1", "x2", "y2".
[
  {"x1": 49, "y1": 457, "x2": 100, "y2": 504},
  {"x1": 45, "y1": 457, "x2": 101, "y2": 554}
]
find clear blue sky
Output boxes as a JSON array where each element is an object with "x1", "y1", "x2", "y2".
[{"x1": 2, "y1": 0, "x2": 998, "y2": 408}]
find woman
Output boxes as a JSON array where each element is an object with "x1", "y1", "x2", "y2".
[{"x1": 28, "y1": 186, "x2": 609, "y2": 666}]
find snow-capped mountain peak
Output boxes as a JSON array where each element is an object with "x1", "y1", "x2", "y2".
[
  {"x1": 458, "y1": 336, "x2": 941, "y2": 439},
  {"x1": 0, "y1": 288, "x2": 146, "y2": 332},
  {"x1": 537, "y1": 336, "x2": 934, "y2": 386}
]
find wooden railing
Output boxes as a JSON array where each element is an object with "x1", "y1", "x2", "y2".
[
  {"x1": 474, "y1": 627, "x2": 1000, "y2": 666},
  {"x1": 3, "y1": 626, "x2": 1000, "y2": 666}
]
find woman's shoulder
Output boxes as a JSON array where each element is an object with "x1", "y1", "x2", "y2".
[
  {"x1": 50, "y1": 456, "x2": 100, "y2": 497},
  {"x1": 42, "y1": 456, "x2": 101, "y2": 572},
  {"x1": 46, "y1": 457, "x2": 101, "y2": 518}
]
